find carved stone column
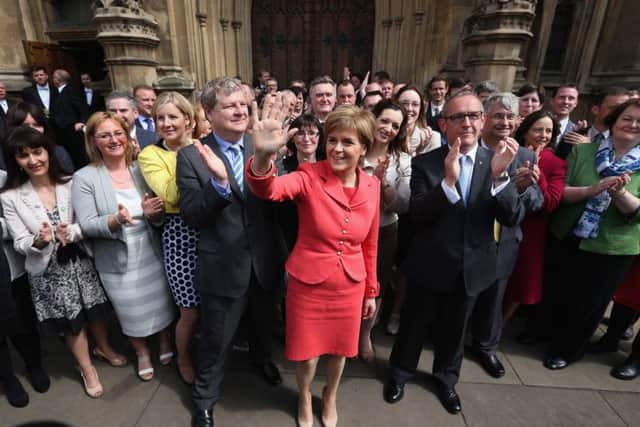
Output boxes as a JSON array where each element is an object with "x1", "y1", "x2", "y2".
[
  {"x1": 462, "y1": 0, "x2": 537, "y2": 91},
  {"x1": 93, "y1": 0, "x2": 160, "y2": 90}
]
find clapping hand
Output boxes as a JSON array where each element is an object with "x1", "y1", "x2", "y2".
[
  {"x1": 590, "y1": 176, "x2": 620, "y2": 197},
  {"x1": 141, "y1": 192, "x2": 164, "y2": 220},
  {"x1": 117, "y1": 203, "x2": 133, "y2": 225},
  {"x1": 564, "y1": 131, "x2": 590, "y2": 145},
  {"x1": 55, "y1": 223, "x2": 71, "y2": 247},
  {"x1": 33, "y1": 222, "x2": 53, "y2": 249},
  {"x1": 515, "y1": 160, "x2": 540, "y2": 193},
  {"x1": 194, "y1": 140, "x2": 229, "y2": 186},
  {"x1": 608, "y1": 172, "x2": 631, "y2": 196},
  {"x1": 373, "y1": 153, "x2": 391, "y2": 181},
  {"x1": 444, "y1": 137, "x2": 462, "y2": 187},
  {"x1": 491, "y1": 137, "x2": 519, "y2": 179}
]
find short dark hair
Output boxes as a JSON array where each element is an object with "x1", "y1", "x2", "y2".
[
  {"x1": 551, "y1": 83, "x2": 578, "y2": 98},
  {"x1": 1, "y1": 127, "x2": 69, "y2": 192},
  {"x1": 604, "y1": 98, "x2": 640, "y2": 132},
  {"x1": 593, "y1": 87, "x2": 629, "y2": 106},
  {"x1": 427, "y1": 75, "x2": 448, "y2": 90},
  {"x1": 30, "y1": 65, "x2": 46, "y2": 74},
  {"x1": 514, "y1": 110, "x2": 560, "y2": 149},
  {"x1": 337, "y1": 80, "x2": 354, "y2": 89},
  {"x1": 515, "y1": 83, "x2": 546, "y2": 104},
  {"x1": 133, "y1": 84, "x2": 155, "y2": 97},
  {"x1": 448, "y1": 77, "x2": 471, "y2": 90},
  {"x1": 373, "y1": 70, "x2": 391, "y2": 81}
]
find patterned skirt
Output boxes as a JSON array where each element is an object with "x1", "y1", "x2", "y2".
[{"x1": 162, "y1": 214, "x2": 200, "y2": 308}]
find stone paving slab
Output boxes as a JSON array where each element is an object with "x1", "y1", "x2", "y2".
[
  {"x1": 458, "y1": 383, "x2": 628, "y2": 427},
  {"x1": 600, "y1": 391, "x2": 640, "y2": 427}
]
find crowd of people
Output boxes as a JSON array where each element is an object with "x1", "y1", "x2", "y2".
[{"x1": 0, "y1": 65, "x2": 639, "y2": 427}]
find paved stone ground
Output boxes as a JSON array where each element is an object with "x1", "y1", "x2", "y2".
[{"x1": 2, "y1": 318, "x2": 639, "y2": 427}]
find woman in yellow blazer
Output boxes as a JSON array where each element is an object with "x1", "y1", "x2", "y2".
[{"x1": 138, "y1": 92, "x2": 200, "y2": 385}]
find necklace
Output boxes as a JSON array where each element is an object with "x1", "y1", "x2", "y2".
[{"x1": 108, "y1": 169, "x2": 132, "y2": 185}]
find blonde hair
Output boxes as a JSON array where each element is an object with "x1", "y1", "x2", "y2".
[
  {"x1": 152, "y1": 91, "x2": 195, "y2": 129},
  {"x1": 324, "y1": 105, "x2": 375, "y2": 152},
  {"x1": 84, "y1": 112, "x2": 136, "y2": 166}
]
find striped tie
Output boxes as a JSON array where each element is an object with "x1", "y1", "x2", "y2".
[{"x1": 229, "y1": 144, "x2": 244, "y2": 191}]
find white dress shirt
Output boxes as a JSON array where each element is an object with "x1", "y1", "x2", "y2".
[{"x1": 37, "y1": 84, "x2": 50, "y2": 109}]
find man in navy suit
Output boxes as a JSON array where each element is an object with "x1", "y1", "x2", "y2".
[
  {"x1": 134, "y1": 84, "x2": 156, "y2": 133},
  {"x1": 425, "y1": 75, "x2": 447, "y2": 133},
  {"x1": 384, "y1": 92, "x2": 522, "y2": 414},
  {"x1": 80, "y1": 72, "x2": 105, "y2": 116},
  {"x1": 105, "y1": 91, "x2": 157, "y2": 151},
  {"x1": 550, "y1": 83, "x2": 580, "y2": 149},
  {"x1": 21, "y1": 66, "x2": 57, "y2": 116},
  {"x1": 50, "y1": 69, "x2": 88, "y2": 169},
  {"x1": 0, "y1": 81, "x2": 16, "y2": 139}
]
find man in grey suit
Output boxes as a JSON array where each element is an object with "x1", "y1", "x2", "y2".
[
  {"x1": 384, "y1": 92, "x2": 523, "y2": 414},
  {"x1": 177, "y1": 77, "x2": 286, "y2": 427},
  {"x1": 470, "y1": 93, "x2": 543, "y2": 377},
  {"x1": 105, "y1": 91, "x2": 157, "y2": 151}
]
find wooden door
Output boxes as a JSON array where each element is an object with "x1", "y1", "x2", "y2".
[
  {"x1": 23, "y1": 41, "x2": 79, "y2": 81},
  {"x1": 252, "y1": 0, "x2": 374, "y2": 85}
]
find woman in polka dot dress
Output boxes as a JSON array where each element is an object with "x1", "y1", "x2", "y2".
[{"x1": 139, "y1": 92, "x2": 200, "y2": 385}]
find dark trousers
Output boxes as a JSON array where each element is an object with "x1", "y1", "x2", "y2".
[
  {"x1": 192, "y1": 272, "x2": 275, "y2": 411},
  {"x1": 389, "y1": 277, "x2": 477, "y2": 389},
  {"x1": 471, "y1": 277, "x2": 508, "y2": 355},
  {"x1": 630, "y1": 329, "x2": 640, "y2": 361},
  {"x1": 549, "y1": 248, "x2": 635, "y2": 361},
  {"x1": 0, "y1": 276, "x2": 42, "y2": 382},
  {"x1": 602, "y1": 302, "x2": 638, "y2": 345}
]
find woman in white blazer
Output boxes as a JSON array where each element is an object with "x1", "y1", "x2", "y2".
[
  {"x1": 0, "y1": 127, "x2": 124, "y2": 398},
  {"x1": 73, "y1": 112, "x2": 174, "y2": 382}
]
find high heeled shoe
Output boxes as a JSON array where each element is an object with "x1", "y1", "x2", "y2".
[
  {"x1": 137, "y1": 354, "x2": 154, "y2": 381},
  {"x1": 92, "y1": 347, "x2": 128, "y2": 367},
  {"x1": 297, "y1": 391, "x2": 313, "y2": 427},
  {"x1": 321, "y1": 387, "x2": 337, "y2": 427},
  {"x1": 80, "y1": 366, "x2": 103, "y2": 398}
]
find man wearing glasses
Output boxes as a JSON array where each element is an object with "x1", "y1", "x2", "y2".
[{"x1": 383, "y1": 92, "x2": 522, "y2": 414}]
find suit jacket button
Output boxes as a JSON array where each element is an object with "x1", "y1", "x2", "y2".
[
  {"x1": 345, "y1": 218, "x2": 350, "y2": 223},
  {"x1": 337, "y1": 250, "x2": 342, "y2": 256},
  {"x1": 339, "y1": 240, "x2": 344, "y2": 245},
  {"x1": 341, "y1": 229, "x2": 347, "y2": 234}
]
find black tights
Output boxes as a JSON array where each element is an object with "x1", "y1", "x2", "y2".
[{"x1": 0, "y1": 331, "x2": 42, "y2": 382}]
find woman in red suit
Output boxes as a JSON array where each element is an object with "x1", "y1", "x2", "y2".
[
  {"x1": 504, "y1": 110, "x2": 567, "y2": 322},
  {"x1": 246, "y1": 103, "x2": 379, "y2": 427}
]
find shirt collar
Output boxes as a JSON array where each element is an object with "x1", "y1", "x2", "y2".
[
  {"x1": 37, "y1": 84, "x2": 48, "y2": 91},
  {"x1": 214, "y1": 132, "x2": 244, "y2": 152},
  {"x1": 58, "y1": 84, "x2": 66, "y2": 92},
  {"x1": 85, "y1": 87, "x2": 92, "y2": 93},
  {"x1": 590, "y1": 127, "x2": 610, "y2": 139}
]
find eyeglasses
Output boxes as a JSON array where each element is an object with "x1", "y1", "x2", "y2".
[
  {"x1": 444, "y1": 112, "x2": 484, "y2": 123},
  {"x1": 489, "y1": 112, "x2": 517, "y2": 121},
  {"x1": 294, "y1": 130, "x2": 319, "y2": 138},
  {"x1": 95, "y1": 130, "x2": 126, "y2": 141}
]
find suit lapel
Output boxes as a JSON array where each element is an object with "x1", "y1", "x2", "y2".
[
  {"x1": 318, "y1": 161, "x2": 350, "y2": 209},
  {"x1": 97, "y1": 166, "x2": 119, "y2": 213},
  {"x1": 19, "y1": 181, "x2": 48, "y2": 224},
  {"x1": 55, "y1": 182, "x2": 73, "y2": 224},
  {"x1": 467, "y1": 146, "x2": 490, "y2": 207}
]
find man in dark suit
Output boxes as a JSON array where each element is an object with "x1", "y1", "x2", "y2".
[
  {"x1": 49, "y1": 69, "x2": 89, "y2": 169},
  {"x1": 470, "y1": 93, "x2": 543, "y2": 378},
  {"x1": 21, "y1": 66, "x2": 57, "y2": 115},
  {"x1": 425, "y1": 75, "x2": 447, "y2": 133},
  {"x1": 133, "y1": 84, "x2": 156, "y2": 133},
  {"x1": 0, "y1": 81, "x2": 17, "y2": 140},
  {"x1": 383, "y1": 92, "x2": 522, "y2": 414},
  {"x1": 550, "y1": 83, "x2": 580, "y2": 150},
  {"x1": 555, "y1": 86, "x2": 629, "y2": 159},
  {"x1": 80, "y1": 72, "x2": 105, "y2": 116},
  {"x1": 177, "y1": 77, "x2": 286, "y2": 427},
  {"x1": 105, "y1": 91, "x2": 157, "y2": 151}
]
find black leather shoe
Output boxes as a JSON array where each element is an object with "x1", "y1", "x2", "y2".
[
  {"x1": 3, "y1": 375, "x2": 29, "y2": 408},
  {"x1": 436, "y1": 385, "x2": 461, "y2": 414},
  {"x1": 382, "y1": 377, "x2": 404, "y2": 404},
  {"x1": 192, "y1": 409, "x2": 214, "y2": 427},
  {"x1": 611, "y1": 357, "x2": 640, "y2": 380},
  {"x1": 27, "y1": 365, "x2": 50, "y2": 393},
  {"x1": 258, "y1": 360, "x2": 282, "y2": 386},
  {"x1": 475, "y1": 352, "x2": 505, "y2": 378},
  {"x1": 543, "y1": 355, "x2": 569, "y2": 370}
]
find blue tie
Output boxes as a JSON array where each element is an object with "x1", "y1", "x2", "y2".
[
  {"x1": 458, "y1": 155, "x2": 472, "y2": 206},
  {"x1": 145, "y1": 117, "x2": 155, "y2": 132},
  {"x1": 229, "y1": 144, "x2": 244, "y2": 191}
]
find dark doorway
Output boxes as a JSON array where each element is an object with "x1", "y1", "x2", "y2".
[{"x1": 251, "y1": 0, "x2": 375, "y2": 85}]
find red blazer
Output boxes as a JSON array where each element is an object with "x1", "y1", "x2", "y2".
[{"x1": 246, "y1": 159, "x2": 380, "y2": 298}]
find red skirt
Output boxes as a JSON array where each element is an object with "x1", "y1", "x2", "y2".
[{"x1": 285, "y1": 266, "x2": 365, "y2": 361}]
